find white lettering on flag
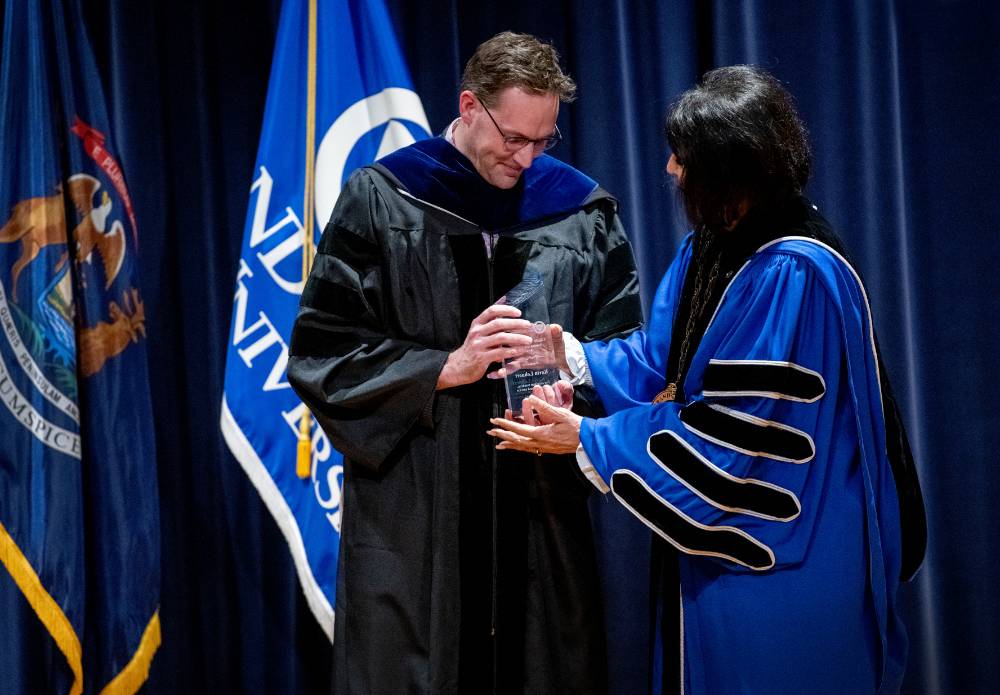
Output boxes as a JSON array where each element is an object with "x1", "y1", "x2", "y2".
[
  {"x1": 0, "y1": 353, "x2": 80, "y2": 459},
  {"x1": 231, "y1": 259, "x2": 291, "y2": 392},
  {"x1": 282, "y1": 402, "x2": 343, "y2": 532}
]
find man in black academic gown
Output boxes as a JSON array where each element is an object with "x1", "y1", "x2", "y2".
[{"x1": 288, "y1": 31, "x2": 642, "y2": 695}]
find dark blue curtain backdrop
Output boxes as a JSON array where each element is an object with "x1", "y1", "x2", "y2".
[{"x1": 2, "y1": 1, "x2": 997, "y2": 693}]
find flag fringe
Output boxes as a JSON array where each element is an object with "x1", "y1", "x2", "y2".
[
  {"x1": 0, "y1": 520, "x2": 83, "y2": 695},
  {"x1": 98, "y1": 609, "x2": 161, "y2": 695}
]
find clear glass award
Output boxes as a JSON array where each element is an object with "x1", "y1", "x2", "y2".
[{"x1": 500, "y1": 272, "x2": 560, "y2": 418}]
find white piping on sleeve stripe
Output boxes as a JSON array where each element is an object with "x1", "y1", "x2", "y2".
[
  {"x1": 701, "y1": 389, "x2": 820, "y2": 403},
  {"x1": 610, "y1": 469, "x2": 776, "y2": 570},
  {"x1": 683, "y1": 402, "x2": 816, "y2": 463},
  {"x1": 708, "y1": 358, "x2": 825, "y2": 382}
]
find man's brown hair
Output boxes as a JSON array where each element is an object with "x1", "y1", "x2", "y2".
[{"x1": 460, "y1": 31, "x2": 576, "y2": 107}]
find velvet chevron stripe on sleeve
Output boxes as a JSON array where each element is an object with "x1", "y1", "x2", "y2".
[
  {"x1": 679, "y1": 401, "x2": 815, "y2": 463},
  {"x1": 701, "y1": 359, "x2": 826, "y2": 402},
  {"x1": 646, "y1": 431, "x2": 800, "y2": 521},
  {"x1": 610, "y1": 470, "x2": 776, "y2": 571}
]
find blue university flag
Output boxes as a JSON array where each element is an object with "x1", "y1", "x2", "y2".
[
  {"x1": 0, "y1": 1, "x2": 160, "y2": 693},
  {"x1": 220, "y1": 0, "x2": 430, "y2": 639}
]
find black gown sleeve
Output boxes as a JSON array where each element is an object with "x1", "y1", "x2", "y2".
[
  {"x1": 573, "y1": 198, "x2": 644, "y2": 419},
  {"x1": 580, "y1": 204, "x2": 644, "y2": 342},
  {"x1": 287, "y1": 170, "x2": 450, "y2": 472}
]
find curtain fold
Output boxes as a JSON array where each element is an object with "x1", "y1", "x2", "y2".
[{"x1": 2, "y1": 1, "x2": 994, "y2": 692}]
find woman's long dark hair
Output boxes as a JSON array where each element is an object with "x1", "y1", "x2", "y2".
[{"x1": 666, "y1": 65, "x2": 812, "y2": 232}]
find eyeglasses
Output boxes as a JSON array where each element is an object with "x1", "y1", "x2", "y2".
[{"x1": 479, "y1": 98, "x2": 562, "y2": 153}]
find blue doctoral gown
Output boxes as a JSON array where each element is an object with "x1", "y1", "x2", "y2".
[{"x1": 579, "y1": 234, "x2": 907, "y2": 694}]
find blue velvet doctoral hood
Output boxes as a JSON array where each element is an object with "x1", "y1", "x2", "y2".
[{"x1": 373, "y1": 136, "x2": 602, "y2": 230}]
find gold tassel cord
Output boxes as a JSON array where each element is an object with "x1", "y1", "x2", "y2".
[
  {"x1": 98, "y1": 610, "x2": 161, "y2": 695},
  {"x1": 296, "y1": 0, "x2": 319, "y2": 480},
  {"x1": 0, "y1": 520, "x2": 84, "y2": 695}
]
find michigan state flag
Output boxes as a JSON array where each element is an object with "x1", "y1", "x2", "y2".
[
  {"x1": 220, "y1": 0, "x2": 429, "y2": 639},
  {"x1": 0, "y1": 1, "x2": 160, "y2": 693}
]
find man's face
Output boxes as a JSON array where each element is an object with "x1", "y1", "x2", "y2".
[{"x1": 457, "y1": 86, "x2": 560, "y2": 189}]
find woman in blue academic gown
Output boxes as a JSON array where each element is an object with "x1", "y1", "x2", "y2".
[{"x1": 488, "y1": 65, "x2": 925, "y2": 695}]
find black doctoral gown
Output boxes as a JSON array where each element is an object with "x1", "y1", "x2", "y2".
[{"x1": 287, "y1": 138, "x2": 643, "y2": 695}]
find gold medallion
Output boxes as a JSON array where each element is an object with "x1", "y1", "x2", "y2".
[{"x1": 652, "y1": 383, "x2": 677, "y2": 403}]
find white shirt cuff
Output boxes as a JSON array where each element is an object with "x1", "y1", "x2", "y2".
[
  {"x1": 561, "y1": 331, "x2": 594, "y2": 387},
  {"x1": 576, "y1": 443, "x2": 609, "y2": 494}
]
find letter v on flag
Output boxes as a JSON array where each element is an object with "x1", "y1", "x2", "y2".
[{"x1": 220, "y1": 0, "x2": 430, "y2": 640}]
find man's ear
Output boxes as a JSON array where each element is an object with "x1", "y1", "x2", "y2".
[{"x1": 458, "y1": 90, "x2": 478, "y2": 125}]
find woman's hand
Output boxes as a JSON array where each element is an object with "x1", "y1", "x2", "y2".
[
  {"x1": 524, "y1": 380, "x2": 574, "y2": 416},
  {"x1": 548, "y1": 324, "x2": 569, "y2": 374},
  {"x1": 488, "y1": 385, "x2": 582, "y2": 455}
]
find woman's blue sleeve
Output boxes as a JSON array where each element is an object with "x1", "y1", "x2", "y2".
[{"x1": 580, "y1": 251, "x2": 850, "y2": 572}]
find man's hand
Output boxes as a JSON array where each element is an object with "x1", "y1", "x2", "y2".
[
  {"x1": 548, "y1": 323, "x2": 569, "y2": 374},
  {"x1": 436, "y1": 304, "x2": 533, "y2": 390},
  {"x1": 487, "y1": 323, "x2": 569, "y2": 380}
]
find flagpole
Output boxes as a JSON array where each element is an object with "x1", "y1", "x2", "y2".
[{"x1": 296, "y1": 0, "x2": 319, "y2": 480}]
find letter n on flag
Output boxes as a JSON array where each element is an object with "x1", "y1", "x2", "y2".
[
  {"x1": 0, "y1": 1, "x2": 160, "y2": 693},
  {"x1": 220, "y1": 0, "x2": 430, "y2": 640}
]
